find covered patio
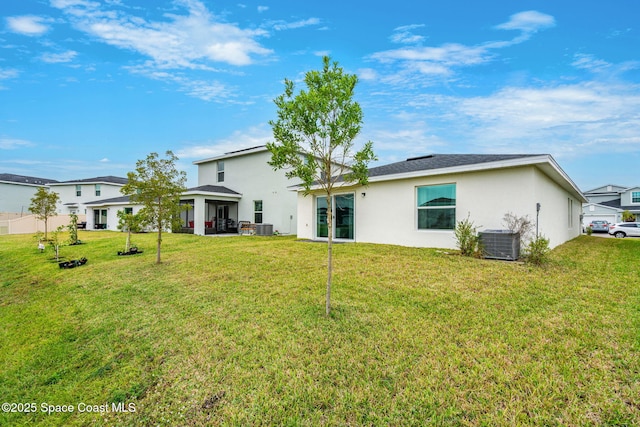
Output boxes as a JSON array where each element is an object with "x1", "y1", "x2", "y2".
[{"x1": 178, "y1": 185, "x2": 242, "y2": 236}]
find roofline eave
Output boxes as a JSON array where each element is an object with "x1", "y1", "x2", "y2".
[{"x1": 292, "y1": 155, "x2": 588, "y2": 203}]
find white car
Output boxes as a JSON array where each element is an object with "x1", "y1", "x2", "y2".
[{"x1": 608, "y1": 222, "x2": 640, "y2": 238}]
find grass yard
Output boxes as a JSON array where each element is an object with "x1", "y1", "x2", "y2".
[{"x1": 1, "y1": 231, "x2": 639, "y2": 426}]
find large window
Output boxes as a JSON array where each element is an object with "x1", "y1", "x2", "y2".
[
  {"x1": 217, "y1": 161, "x2": 225, "y2": 182},
  {"x1": 417, "y1": 184, "x2": 456, "y2": 230},
  {"x1": 632, "y1": 191, "x2": 640, "y2": 203},
  {"x1": 316, "y1": 194, "x2": 355, "y2": 239}
]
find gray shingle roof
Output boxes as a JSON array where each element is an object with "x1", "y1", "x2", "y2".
[
  {"x1": 53, "y1": 176, "x2": 128, "y2": 185},
  {"x1": 86, "y1": 186, "x2": 241, "y2": 206},
  {"x1": 186, "y1": 185, "x2": 241, "y2": 195},
  {"x1": 85, "y1": 196, "x2": 132, "y2": 205},
  {"x1": 599, "y1": 199, "x2": 640, "y2": 212},
  {"x1": 0, "y1": 173, "x2": 58, "y2": 185},
  {"x1": 368, "y1": 154, "x2": 544, "y2": 178}
]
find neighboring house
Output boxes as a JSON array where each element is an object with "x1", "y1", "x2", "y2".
[
  {"x1": 83, "y1": 186, "x2": 243, "y2": 233},
  {"x1": 84, "y1": 196, "x2": 142, "y2": 231},
  {"x1": 296, "y1": 154, "x2": 586, "y2": 250},
  {"x1": 189, "y1": 146, "x2": 299, "y2": 236},
  {"x1": 47, "y1": 176, "x2": 128, "y2": 217},
  {"x1": 582, "y1": 184, "x2": 640, "y2": 225},
  {"x1": 81, "y1": 146, "x2": 299, "y2": 234},
  {"x1": 0, "y1": 173, "x2": 58, "y2": 214}
]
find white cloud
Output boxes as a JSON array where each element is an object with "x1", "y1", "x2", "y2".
[
  {"x1": 50, "y1": 0, "x2": 99, "y2": 8},
  {"x1": 358, "y1": 68, "x2": 378, "y2": 81},
  {"x1": 0, "y1": 138, "x2": 34, "y2": 149},
  {"x1": 572, "y1": 53, "x2": 611, "y2": 73},
  {"x1": 362, "y1": 51, "x2": 640, "y2": 163},
  {"x1": 0, "y1": 68, "x2": 20, "y2": 81},
  {"x1": 494, "y1": 10, "x2": 555, "y2": 34},
  {"x1": 6, "y1": 15, "x2": 51, "y2": 36},
  {"x1": 176, "y1": 126, "x2": 271, "y2": 159},
  {"x1": 368, "y1": 11, "x2": 555, "y2": 83},
  {"x1": 572, "y1": 53, "x2": 640, "y2": 77},
  {"x1": 51, "y1": 0, "x2": 273, "y2": 68},
  {"x1": 390, "y1": 24, "x2": 426, "y2": 44},
  {"x1": 40, "y1": 50, "x2": 78, "y2": 63},
  {"x1": 257, "y1": 6, "x2": 269, "y2": 13},
  {"x1": 369, "y1": 127, "x2": 448, "y2": 162},
  {"x1": 125, "y1": 63, "x2": 235, "y2": 102},
  {"x1": 447, "y1": 82, "x2": 640, "y2": 156},
  {"x1": 270, "y1": 17, "x2": 321, "y2": 31},
  {"x1": 371, "y1": 43, "x2": 490, "y2": 70}
]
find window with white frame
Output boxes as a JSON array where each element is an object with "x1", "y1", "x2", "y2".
[
  {"x1": 217, "y1": 161, "x2": 225, "y2": 182},
  {"x1": 76, "y1": 185, "x2": 82, "y2": 197},
  {"x1": 632, "y1": 191, "x2": 640, "y2": 203},
  {"x1": 95, "y1": 184, "x2": 101, "y2": 196},
  {"x1": 568, "y1": 198, "x2": 574, "y2": 228},
  {"x1": 417, "y1": 184, "x2": 456, "y2": 230}
]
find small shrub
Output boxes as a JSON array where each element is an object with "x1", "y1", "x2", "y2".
[
  {"x1": 525, "y1": 235, "x2": 550, "y2": 266},
  {"x1": 68, "y1": 213, "x2": 79, "y2": 245},
  {"x1": 49, "y1": 226, "x2": 65, "y2": 262},
  {"x1": 455, "y1": 214, "x2": 481, "y2": 257},
  {"x1": 622, "y1": 210, "x2": 636, "y2": 222},
  {"x1": 586, "y1": 226, "x2": 593, "y2": 236},
  {"x1": 503, "y1": 212, "x2": 534, "y2": 248}
]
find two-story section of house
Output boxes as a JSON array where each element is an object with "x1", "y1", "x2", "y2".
[
  {"x1": 47, "y1": 176, "x2": 128, "y2": 227},
  {"x1": 582, "y1": 184, "x2": 640, "y2": 226},
  {"x1": 189, "y1": 146, "x2": 299, "y2": 236},
  {"x1": 0, "y1": 173, "x2": 58, "y2": 215}
]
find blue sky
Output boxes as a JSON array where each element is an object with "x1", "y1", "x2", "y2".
[{"x1": 1, "y1": 0, "x2": 639, "y2": 190}]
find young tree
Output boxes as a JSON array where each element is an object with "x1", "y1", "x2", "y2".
[
  {"x1": 117, "y1": 209, "x2": 142, "y2": 254},
  {"x1": 121, "y1": 151, "x2": 187, "y2": 264},
  {"x1": 267, "y1": 56, "x2": 376, "y2": 316},
  {"x1": 68, "y1": 213, "x2": 79, "y2": 245},
  {"x1": 29, "y1": 187, "x2": 60, "y2": 240},
  {"x1": 49, "y1": 225, "x2": 64, "y2": 262}
]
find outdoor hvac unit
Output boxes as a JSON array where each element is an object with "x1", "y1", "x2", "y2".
[
  {"x1": 255, "y1": 223, "x2": 273, "y2": 236},
  {"x1": 479, "y1": 230, "x2": 520, "y2": 261}
]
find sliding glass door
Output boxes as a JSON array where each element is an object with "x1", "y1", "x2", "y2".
[{"x1": 316, "y1": 193, "x2": 354, "y2": 240}]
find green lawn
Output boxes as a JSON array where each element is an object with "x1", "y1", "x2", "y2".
[{"x1": 1, "y1": 232, "x2": 639, "y2": 426}]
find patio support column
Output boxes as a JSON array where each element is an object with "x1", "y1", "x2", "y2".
[{"x1": 193, "y1": 197, "x2": 206, "y2": 236}]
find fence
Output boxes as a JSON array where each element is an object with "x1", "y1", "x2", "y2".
[{"x1": 0, "y1": 213, "x2": 86, "y2": 235}]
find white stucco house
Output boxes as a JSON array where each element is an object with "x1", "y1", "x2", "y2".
[
  {"x1": 82, "y1": 196, "x2": 141, "y2": 231},
  {"x1": 296, "y1": 154, "x2": 586, "y2": 250},
  {"x1": 0, "y1": 173, "x2": 58, "y2": 214},
  {"x1": 80, "y1": 146, "x2": 299, "y2": 234},
  {"x1": 187, "y1": 146, "x2": 299, "y2": 236},
  {"x1": 582, "y1": 184, "x2": 640, "y2": 226},
  {"x1": 47, "y1": 176, "x2": 128, "y2": 221}
]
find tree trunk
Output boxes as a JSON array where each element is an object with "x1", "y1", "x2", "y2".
[
  {"x1": 156, "y1": 201, "x2": 163, "y2": 264},
  {"x1": 326, "y1": 194, "x2": 333, "y2": 316},
  {"x1": 125, "y1": 229, "x2": 131, "y2": 253},
  {"x1": 156, "y1": 226, "x2": 162, "y2": 264}
]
